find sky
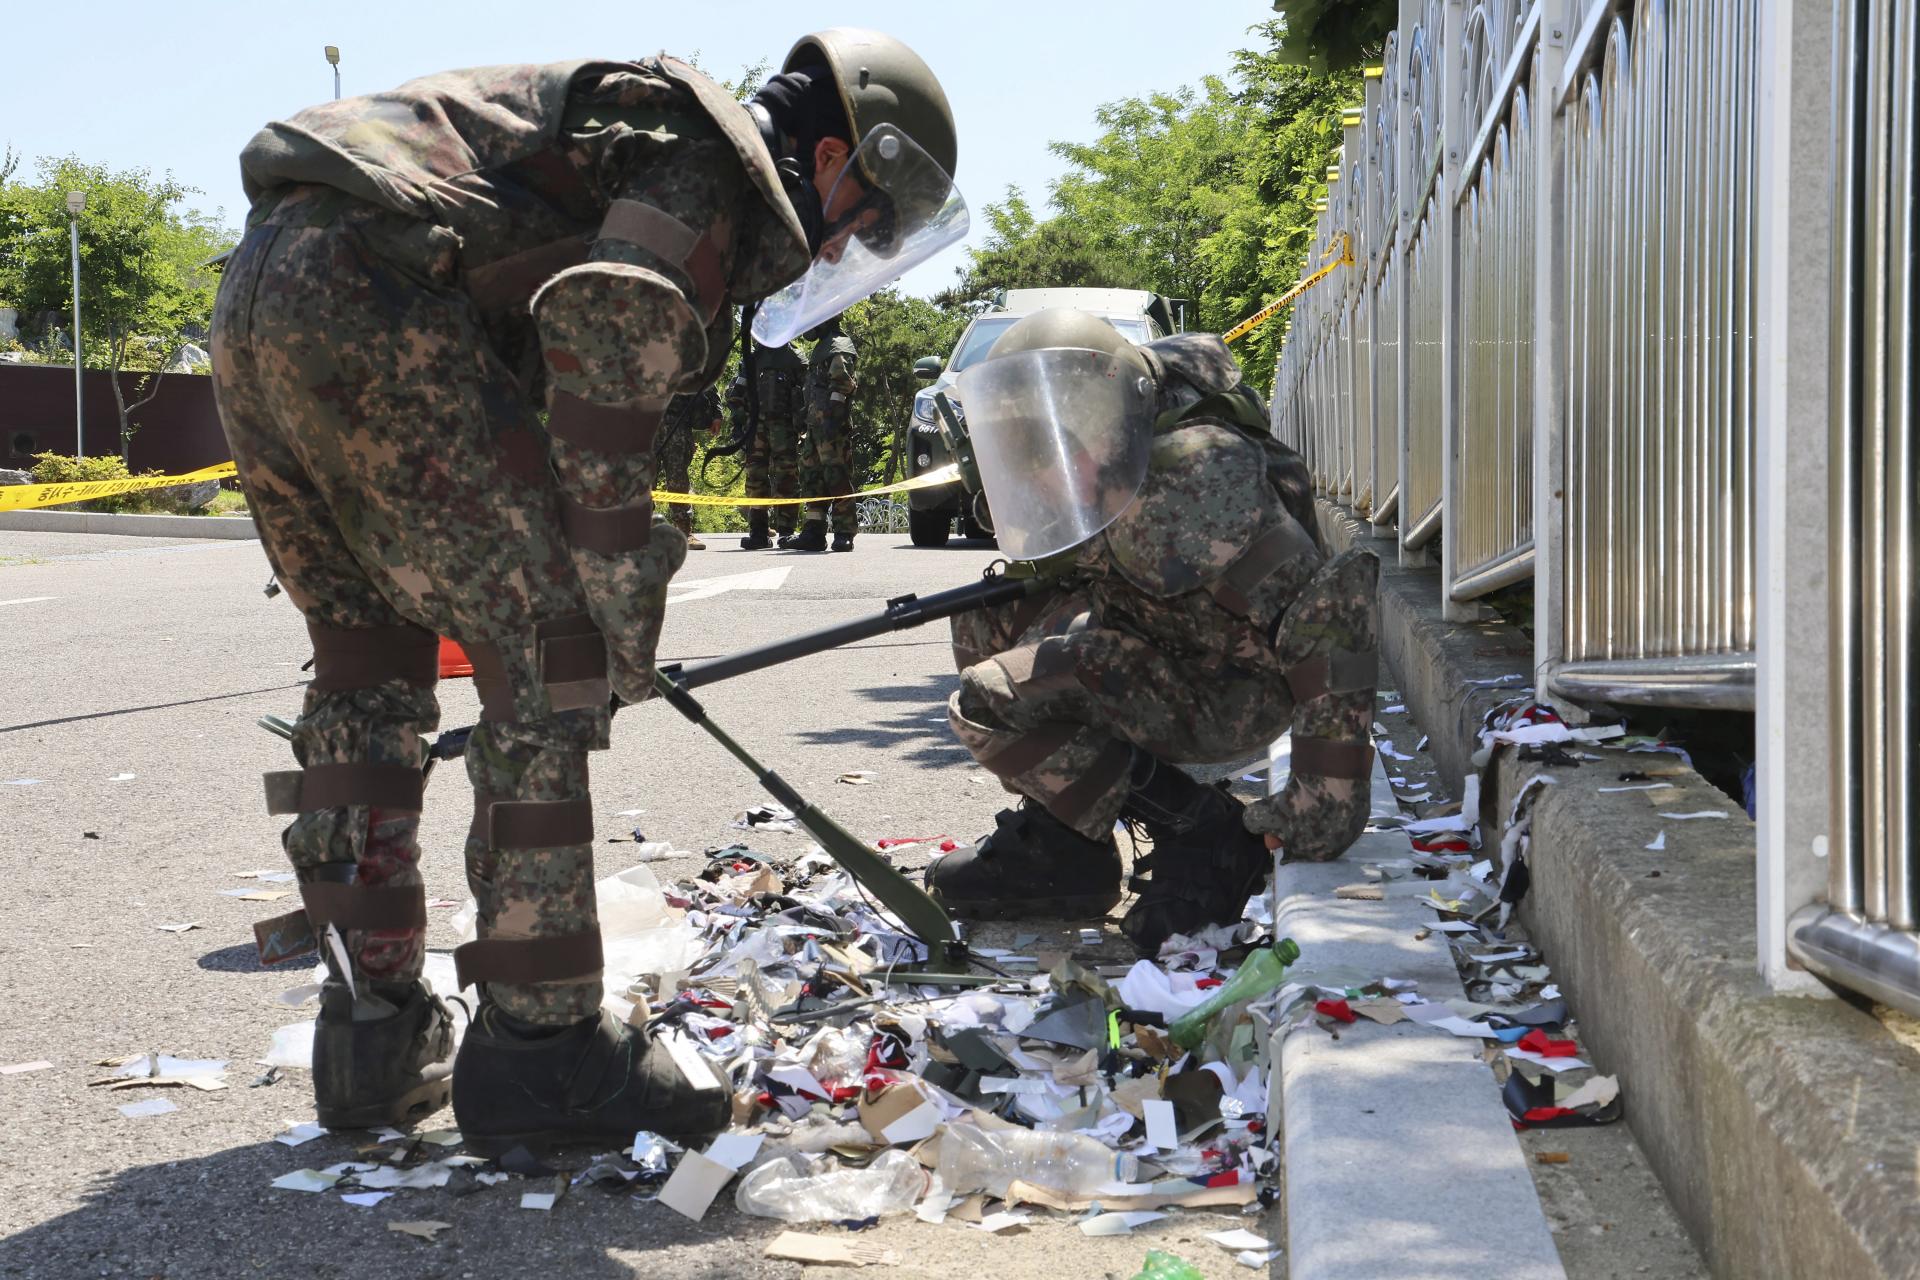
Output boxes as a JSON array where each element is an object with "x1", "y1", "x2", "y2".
[{"x1": 0, "y1": 1, "x2": 1272, "y2": 298}]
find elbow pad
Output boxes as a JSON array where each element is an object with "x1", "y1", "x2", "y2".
[{"x1": 532, "y1": 261, "x2": 706, "y2": 405}]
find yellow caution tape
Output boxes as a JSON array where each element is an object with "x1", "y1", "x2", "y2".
[
  {"x1": 1223, "y1": 233, "x2": 1356, "y2": 344},
  {"x1": 0, "y1": 462, "x2": 240, "y2": 513},
  {"x1": 0, "y1": 460, "x2": 962, "y2": 514},
  {"x1": 653, "y1": 463, "x2": 961, "y2": 508}
]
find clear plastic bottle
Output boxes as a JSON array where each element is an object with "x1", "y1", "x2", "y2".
[
  {"x1": 734, "y1": 1150, "x2": 927, "y2": 1223},
  {"x1": 935, "y1": 1122, "x2": 1141, "y2": 1198},
  {"x1": 1126, "y1": 1250, "x2": 1206, "y2": 1280}
]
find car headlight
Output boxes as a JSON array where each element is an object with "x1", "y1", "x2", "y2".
[
  {"x1": 916, "y1": 453, "x2": 932, "y2": 468},
  {"x1": 912, "y1": 395, "x2": 936, "y2": 424}
]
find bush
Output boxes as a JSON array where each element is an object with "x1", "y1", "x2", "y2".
[{"x1": 27, "y1": 451, "x2": 213, "y2": 514}]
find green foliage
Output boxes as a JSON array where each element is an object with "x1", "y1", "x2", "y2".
[
  {"x1": 838, "y1": 288, "x2": 968, "y2": 486},
  {"x1": 936, "y1": 23, "x2": 1358, "y2": 396},
  {"x1": 1270, "y1": 0, "x2": 1399, "y2": 73}
]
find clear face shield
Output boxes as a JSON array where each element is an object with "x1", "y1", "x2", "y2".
[
  {"x1": 953, "y1": 347, "x2": 1155, "y2": 561},
  {"x1": 752, "y1": 124, "x2": 969, "y2": 347}
]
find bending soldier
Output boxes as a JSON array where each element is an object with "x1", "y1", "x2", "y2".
[
  {"x1": 657, "y1": 386, "x2": 724, "y2": 550},
  {"x1": 732, "y1": 339, "x2": 808, "y2": 548},
  {"x1": 785, "y1": 315, "x2": 859, "y2": 552},
  {"x1": 925, "y1": 311, "x2": 1379, "y2": 955},
  {"x1": 211, "y1": 30, "x2": 961, "y2": 1148}
]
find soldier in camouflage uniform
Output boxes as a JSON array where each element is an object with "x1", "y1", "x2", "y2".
[
  {"x1": 657, "y1": 386, "x2": 723, "y2": 550},
  {"x1": 783, "y1": 316, "x2": 859, "y2": 552},
  {"x1": 926, "y1": 311, "x2": 1378, "y2": 955},
  {"x1": 731, "y1": 339, "x2": 807, "y2": 548},
  {"x1": 210, "y1": 31, "x2": 961, "y2": 1147}
]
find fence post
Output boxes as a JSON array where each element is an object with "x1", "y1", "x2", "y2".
[
  {"x1": 1438, "y1": 0, "x2": 1476, "y2": 619},
  {"x1": 1755, "y1": 0, "x2": 1838, "y2": 993},
  {"x1": 1396, "y1": 0, "x2": 1422, "y2": 567},
  {"x1": 1534, "y1": 2, "x2": 1574, "y2": 716}
]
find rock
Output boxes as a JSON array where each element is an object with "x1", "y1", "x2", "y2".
[
  {"x1": 167, "y1": 344, "x2": 210, "y2": 373},
  {"x1": 0, "y1": 469, "x2": 31, "y2": 486}
]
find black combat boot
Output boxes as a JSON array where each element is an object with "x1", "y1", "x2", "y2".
[
  {"x1": 452, "y1": 1004, "x2": 731, "y2": 1155},
  {"x1": 830, "y1": 532, "x2": 855, "y2": 552},
  {"x1": 782, "y1": 521, "x2": 828, "y2": 552},
  {"x1": 926, "y1": 802, "x2": 1124, "y2": 919},
  {"x1": 312, "y1": 979, "x2": 456, "y2": 1129},
  {"x1": 1117, "y1": 753, "x2": 1271, "y2": 956},
  {"x1": 740, "y1": 510, "x2": 773, "y2": 550}
]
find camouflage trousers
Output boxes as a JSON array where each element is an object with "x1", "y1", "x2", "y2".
[
  {"x1": 743, "y1": 413, "x2": 802, "y2": 535},
  {"x1": 948, "y1": 585, "x2": 1295, "y2": 841},
  {"x1": 657, "y1": 419, "x2": 695, "y2": 535},
  {"x1": 798, "y1": 417, "x2": 857, "y2": 535},
  {"x1": 209, "y1": 189, "x2": 677, "y2": 1025}
]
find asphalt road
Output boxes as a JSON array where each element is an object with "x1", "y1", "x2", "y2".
[{"x1": 0, "y1": 529, "x2": 1274, "y2": 1279}]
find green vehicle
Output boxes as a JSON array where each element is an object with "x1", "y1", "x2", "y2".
[{"x1": 904, "y1": 288, "x2": 1183, "y2": 547}]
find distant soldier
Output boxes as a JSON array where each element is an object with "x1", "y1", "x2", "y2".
[
  {"x1": 210, "y1": 31, "x2": 961, "y2": 1148},
  {"x1": 657, "y1": 386, "x2": 723, "y2": 549},
  {"x1": 926, "y1": 311, "x2": 1379, "y2": 955},
  {"x1": 731, "y1": 338, "x2": 807, "y2": 548},
  {"x1": 785, "y1": 315, "x2": 859, "y2": 552}
]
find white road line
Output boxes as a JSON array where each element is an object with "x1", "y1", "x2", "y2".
[
  {"x1": 0, "y1": 597, "x2": 57, "y2": 608},
  {"x1": 665, "y1": 566, "x2": 792, "y2": 607}
]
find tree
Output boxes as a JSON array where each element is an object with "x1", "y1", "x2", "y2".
[
  {"x1": 838, "y1": 288, "x2": 968, "y2": 485},
  {"x1": 1270, "y1": 0, "x2": 1398, "y2": 73},
  {"x1": 2, "y1": 157, "x2": 235, "y2": 458},
  {"x1": 936, "y1": 26, "x2": 1356, "y2": 397}
]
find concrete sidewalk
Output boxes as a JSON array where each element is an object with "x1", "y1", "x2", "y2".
[
  {"x1": 1315, "y1": 499, "x2": 1920, "y2": 1279},
  {"x1": 0, "y1": 508, "x2": 258, "y2": 539}
]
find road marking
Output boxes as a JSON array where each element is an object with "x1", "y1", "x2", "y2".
[
  {"x1": 0, "y1": 597, "x2": 57, "y2": 608},
  {"x1": 666, "y1": 566, "x2": 792, "y2": 607}
]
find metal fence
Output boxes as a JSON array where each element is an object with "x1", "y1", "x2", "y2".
[
  {"x1": 1270, "y1": 0, "x2": 1756, "y2": 705},
  {"x1": 1791, "y1": 0, "x2": 1920, "y2": 1011}
]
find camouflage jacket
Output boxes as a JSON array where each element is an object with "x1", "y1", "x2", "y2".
[
  {"x1": 664, "y1": 384, "x2": 724, "y2": 440},
  {"x1": 239, "y1": 56, "x2": 811, "y2": 399},
  {"x1": 805, "y1": 335, "x2": 858, "y2": 431}
]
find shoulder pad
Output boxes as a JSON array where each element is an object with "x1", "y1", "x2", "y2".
[
  {"x1": 1102, "y1": 423, "x2": 1267, "y2": 598},
  {"x1": 826, "y1": 336, "x2": 857, "y2": 359},
  {"x1": 1141, "y1": 333, "x2": 1242, "y2": 401}
]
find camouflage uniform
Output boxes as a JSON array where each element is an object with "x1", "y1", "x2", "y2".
[
  {"x1": 733, "y1": 342, "x2": 807, "y2": 535},
  {"x1": 948, "y1": 334, "x2": 1378, "y2": 861},
  {"x1": 800, "y1": 330, "x2": 859, "y2": 535},
  {"x1": 658, "y1": 386, "x2": 722, "y2": 537},
  {"x1": 211, "y1": 57, "x2": 809, "y2": 1024}
]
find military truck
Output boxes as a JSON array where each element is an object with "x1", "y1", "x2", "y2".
[{"x1": 903, "y1": 288, "x2": 1183, "y2": 548}]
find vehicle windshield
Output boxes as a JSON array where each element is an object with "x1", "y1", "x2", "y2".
[{"x1": 948, "y1": 315, "x2": 1152, "y2": 374}]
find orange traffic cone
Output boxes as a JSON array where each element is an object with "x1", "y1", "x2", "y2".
[{"x1": 438, "y1": 637, "x2": 474, "y2": 680}]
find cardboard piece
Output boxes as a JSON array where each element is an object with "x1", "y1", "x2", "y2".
[
  {"x1": 858, "y1": 1082, "x2": 942, "y2": 1145},
  {"x1": 762, "y1": 1232, "x2": 899, "y2": 1267},
  {"x1": 657, "y1": 1150, "x2": 736, "y2": 1221}
]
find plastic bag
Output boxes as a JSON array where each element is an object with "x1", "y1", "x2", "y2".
[{"x1": 734, "y1": 1150, "x2": 927, "y2": 1223}]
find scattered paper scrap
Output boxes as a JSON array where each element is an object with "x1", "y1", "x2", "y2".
[
  {"x1": 1142, "y1": 1098, "x2": 1178, "y2": 1150},
  {"x1": 274, "y1": 1121, "x2": 329, "y2": 1147},
  {"x1": 156, "y1": 922, "x2": 202, "y2": 933},
  {"x1": 657, "y1": 1150, "x2": 736, "y2": 1221},
  {"x1": 1, "y1": 1061, "x2": 53, "y2": 1075},
  {"x1": 387, "y1": 1221, "x2": 452, "y2": 1241},
  {"x1": 1646, "y1": 832, "x2": 1667, "y2": 851},
  {"x1": 836, "y1": 771, "x2": 878, "y2": 786},
  {"x1": 1237, "y1": 1250, "x2": 1282, "y2": 1268},
  {"x1": 117, "y1": 1098, "x2": 178, "y2": 1118},
  {"x1": 1207, "y1": 1228, "x2": 1273, "y2": 1252},
  {"x1": 272, "y1": 1169, "x2": 341, "y2": 1193},
  {"x1": 109, "y1": 772, "x2": 136, "y2": 782},
  {"x1": 520, "y1": 1192, "x2": 557, "y2": 1211},
  {"x1": 1080, "y1": 1210, "x2": 1170, "y2": 1237},
  {"x1": 340, "y1": 1190, "x2": 393, "y2": 1207},
  {"x1": 1659, "y1": 810, "x2": 1729, "y2": 821}
]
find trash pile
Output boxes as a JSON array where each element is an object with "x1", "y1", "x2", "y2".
[{"x1": 256, "y1": 817, "x2": 1289, "y2": 1263}]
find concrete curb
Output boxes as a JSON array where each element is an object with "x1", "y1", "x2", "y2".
[
  {"x1": 1317, "y1": 496, "x2": 1920, "y2": 1280},
  {"x1": 0, "y1": 509, "x2": 258, "y2": 539},
  {"x1": 1270, "y1": 840, "x2": 1566, "y2": 1280}
]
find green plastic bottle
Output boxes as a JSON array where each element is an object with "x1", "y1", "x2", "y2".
[
  {"x1": 1127, "y1": 1250, "x2": 1206, "y2": 1280},
  {"x1": 1167, "y1": 937, "x2": 1302, "y2": 1051}
]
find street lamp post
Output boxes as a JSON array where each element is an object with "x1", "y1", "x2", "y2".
[
  {"x1": 65, "y1": 189, "x2": 85, "y2": 461},
  {"x1": 325, "y1": 45, "x2": 340, "y2": 100}
]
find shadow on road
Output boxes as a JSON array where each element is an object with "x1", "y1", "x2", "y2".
[
  {"x1": 792, "y1": 674, "x2": 971, "y2": 769},
  {"x1": 0, "y1": 1136, "x2": 797, "y2": 1279}
]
